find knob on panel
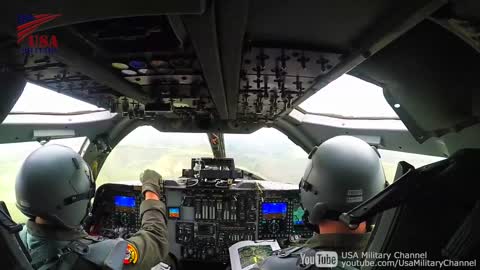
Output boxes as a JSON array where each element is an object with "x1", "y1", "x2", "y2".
[
  {"x1": 206, "y1": 247, "x2": 215, "y2": 256},
  {"x1": 268, "y1": 221, "x2": 280, "y2": 233}
]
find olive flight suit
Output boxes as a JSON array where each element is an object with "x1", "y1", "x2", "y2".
[{"x1": 20, "y1": 199, "x2": 168, "y2": 270}]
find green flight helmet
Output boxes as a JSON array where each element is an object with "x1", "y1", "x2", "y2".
[
  {"x1": 15, "y1": 144, "x2": 95, "y2": 228},
  {"x1": 299, "y1": 136, "x2": 385, "y2": 228}
]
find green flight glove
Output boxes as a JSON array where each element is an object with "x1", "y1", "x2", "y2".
[{"x1": 140, "y1": 169, "x2": 164, "y2": 196}]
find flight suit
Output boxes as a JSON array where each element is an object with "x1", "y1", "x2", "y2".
[
  {"x1": 259, "y1": 233, "x2": 370, "y2": 270},
  {"x1": 20, "y1": 199, "x2": 169, "y2": 270}
]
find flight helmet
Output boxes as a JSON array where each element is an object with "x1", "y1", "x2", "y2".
[
  {"x1": 299, "y1": 136, "x2": 385, "y2": 228},
  {"x1": 15, "y1": 144, "x2": 95, "y2": 228}
]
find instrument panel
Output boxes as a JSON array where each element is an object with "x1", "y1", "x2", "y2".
[
  {"x1": 87, "y1": 184, "x2": 142, "y2": 239},
  {"x1": 87, "y1": 180, "x2": 312, "y2": 264}
]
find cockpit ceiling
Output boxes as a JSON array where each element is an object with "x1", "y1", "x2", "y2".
[
  {"x1": 24, "y1": 41, "x2": 342, "y2": 121},
  {"x1": 3, "y1": 0, "x2": 480, "y2": 139},
  {"x1": 246, "y1": 0, "x2": 396, "y2": 51},
  {"x1": 18, "y1": 0, "x2": 424, "y2": 122},
  {"x1": 22, "y1": 15, "x2": 344, "y2": 124}
]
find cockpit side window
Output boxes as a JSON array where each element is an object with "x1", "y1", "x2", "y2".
[{"x1": 379, "y1": 149, "x2": 444, "y2": 182}]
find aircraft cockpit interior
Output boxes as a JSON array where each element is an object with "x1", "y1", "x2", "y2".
[
  {"x1": 1, "y1": 1, "x2": 480, "y2": 269},
  {"x1": 87, "y1": 157, "x2": 313, "y2": 268}
]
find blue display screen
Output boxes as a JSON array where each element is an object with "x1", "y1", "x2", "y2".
[
  {"x1": 114, "y1": 196, "x2": 136, "y2": 208},
  {"x1": 262, "y1": 202, "x2": 287, "y2": 219},
  {"x1": 168, "y1": 207, "x2": 181, "y2": 219}
]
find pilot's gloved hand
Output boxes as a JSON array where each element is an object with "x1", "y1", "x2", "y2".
[{"x1": 140, "y1": 169, "x2": 164, "y2": 197}]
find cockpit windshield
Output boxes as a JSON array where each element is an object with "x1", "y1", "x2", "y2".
[
  {"x1": 96, "y1": 127, "x2": 213, "y2": 186},
  {"x1": 224, "y1": 129, "x2": 308, "y2": 183},
  {"x1": 96, "y1": 126, "x2": 310, "y2": 186}
]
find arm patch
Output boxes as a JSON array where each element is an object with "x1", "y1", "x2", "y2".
[{"x1": 124, "y1": 243, "x2": 139, "y2": 265}]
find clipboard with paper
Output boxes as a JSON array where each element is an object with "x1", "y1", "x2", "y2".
[{"x1": 229, "y1": 240, "x2": 281, "y2": 270}]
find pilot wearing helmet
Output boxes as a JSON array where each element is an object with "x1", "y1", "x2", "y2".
[
  {"x1": 15, "y1": 144, "x2": 168, "y2": 270},
  {"x1": 259, "y1": 136, "x2": 386, "y2": 270}
]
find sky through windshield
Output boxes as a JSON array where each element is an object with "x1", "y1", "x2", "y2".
[
  {"x1": 299, "y1": 74, "x2": 398, "y2": 118},
  {"x1": 10, "y1": 83, "x2": 101, "y2": 113}
]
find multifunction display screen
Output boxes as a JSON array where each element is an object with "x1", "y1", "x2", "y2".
[
  {"x1": 293, "y1": 206, "x2": 305, "y2": 225},
  {"x1": 114, "y1": 196, "x2": 136, "y2": 208},
  {"x1": 261, "y1": 202, "x2": 287, "y2": 220}
]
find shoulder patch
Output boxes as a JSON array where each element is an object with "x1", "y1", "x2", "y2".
[{"x1": 124, "y1": 243, "x2": 139, "y2": 265}]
